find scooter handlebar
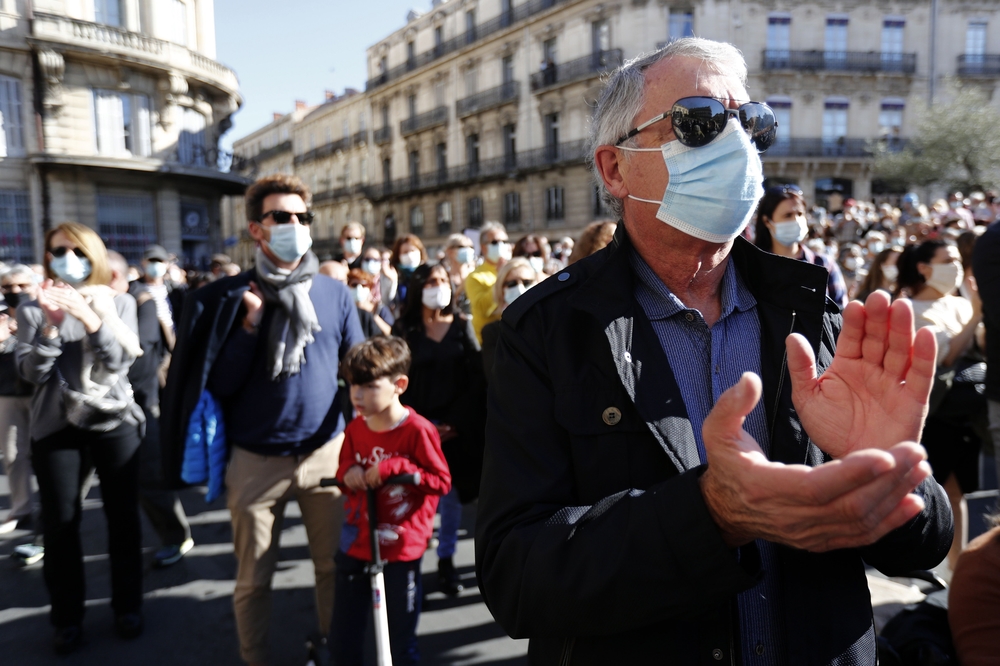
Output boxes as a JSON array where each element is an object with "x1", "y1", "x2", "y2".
[{"x1": 319, "y1": 472, "x2": 420, "y2": 488}]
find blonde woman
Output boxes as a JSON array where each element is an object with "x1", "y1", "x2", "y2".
[{"x1": 16, "y1": 222, "x2": 144, "y2": 653}]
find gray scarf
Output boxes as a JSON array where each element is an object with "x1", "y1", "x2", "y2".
[{"x1": 254, "y1": 248, "x2": 322, "y2": 380}]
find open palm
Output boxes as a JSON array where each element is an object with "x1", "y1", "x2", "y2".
[{"x1": 788, "y1": 291, "x2": 938, "y2": 460}]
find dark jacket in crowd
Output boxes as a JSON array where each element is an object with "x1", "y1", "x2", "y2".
[
  {"x1": 475, "y1": 227, "x2": 952, "y2": 665},
  {"x1": 127, "y1": 283, "x2": 167, "y2": 410},
  {"x1": 972, "y1": 221, "x2": 1000, "y2": 402},
  {"x1": 0, "y1": 332, "x2": 32, "y2": 397}
]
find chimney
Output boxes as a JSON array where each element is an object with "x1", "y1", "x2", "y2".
[
  {"x1": 273, "y1": 112, "x2": 283, "y2": 121},
  {"x1": 295, "y1": 99, "x2": 307, "y2": 111},
  {"x1": 344, "y1": 87, "x2": 359, "y2": 96},
  {"x1": 325, "y1": 90, "x2": 336, "y2": 102}
]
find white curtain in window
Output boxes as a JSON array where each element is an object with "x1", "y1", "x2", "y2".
[
  {"x1": 0, "y1": 76, "x2": 23, "y2": 157},
  {"x1": 133, "y1": 94, "x2": 151, "y2": 156},
  {"x1": 95, "y1": 0, "x2": 121, "y2": 26},
  {"x1": 94, "y1": 90, "x2": 126, "y2": 156}
]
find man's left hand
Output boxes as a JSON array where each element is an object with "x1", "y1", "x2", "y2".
[{"x1": 787, "y1": 291, "x2": 937, "y2": 459}]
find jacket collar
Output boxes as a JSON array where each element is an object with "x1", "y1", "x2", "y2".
[{"x1": 566, "y1": 224, "x2": 833, "y2": 472}]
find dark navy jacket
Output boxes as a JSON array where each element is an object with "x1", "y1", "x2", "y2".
[{"x1": 475, "y1": 226, "x2": 952, "y2": 665}]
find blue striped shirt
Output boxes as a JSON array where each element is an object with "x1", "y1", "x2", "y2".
[{"x1": 631, "y1": 249, "x2": 786, "y2": 666}]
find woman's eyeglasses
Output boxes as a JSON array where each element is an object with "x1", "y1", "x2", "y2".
[
  {"x1": 50, "y1": 247, "x2": 87, "y2": 259},
  {"x1": 262, "y1": 210, "x2": 315, "y2": 225},
  {"x1": 503, "y1": 279, "x2": 536, "y2": 289},
  {"x1": 615, "y1": 96, "x2": 778, "y2": 153}
]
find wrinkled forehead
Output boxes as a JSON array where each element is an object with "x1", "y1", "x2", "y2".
[{"x1": 641, "y1": 56, "x2": 749, "y2": 116}]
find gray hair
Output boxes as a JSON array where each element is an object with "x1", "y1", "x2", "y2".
[
  {"x1": 1, "y1": 263, "x2": 35, "y2": 283},
  {"x1": 479, "y1": 221, "x2": 506, "y2": 245},
  {"x1": 588, "y1": 38, "x2": 748, "y2": 221}
]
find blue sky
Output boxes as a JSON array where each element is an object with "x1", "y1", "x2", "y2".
[{"x1": 214, "y1": 0, "x2": 426, "y2": 149}]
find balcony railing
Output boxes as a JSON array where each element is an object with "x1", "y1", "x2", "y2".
[
  {"x1": 373, "y1": 127, "x2": 392, "y2": 145},
  {"x1": 763, "y1": 137, "x2": 907, "y2": 159},
  {"x1": 361, "y1": 139, "x2": 587, "y2": 202},
  {"x1": 530, "y1": 50, "x2": 623, "y2": 91},
  {"x1": 400, "y1": 106, "x2": 448, "y2": 136},
  {"x1": 352, "y1": 130, "x2": 369, "y2": 145},
  {"x1": 365, "y1": 0, "x2": 570, "y2": 91},
  {"x1": 957, "y1": 54, "x2": 1000, "y2": 76},
  {"x1": 762, "y1": 50, "x2": 917, "y2": 74},
  {"x1": 457, "y1": 81, "x2": 519, "y2": 117},
  {"x1": 294, "y1": 136, "x2": 351, "y2": 165},
  {"x1": 314, "y1": 184, "x2": 362, "y2": 203},
  {"x1": 251, "y1": 140, "x2": 292, "y2": 163}
]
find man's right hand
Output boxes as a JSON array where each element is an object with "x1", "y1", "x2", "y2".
[
  {"x1": 699, "y1": 372, "x2": 931, "y2": 552},
  {"x1": 242, "y1": 281, "x2": 264, "y2": 332}
]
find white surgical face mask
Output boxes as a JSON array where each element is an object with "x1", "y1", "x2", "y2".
[
  {"x1": 350, "y1": 285, "x2": 370, "y2": 304},
  {"x1": 265, "y1": 223, "x2": 313, "y2": 263},
  {"x1": 486, "y1": 241, "x2": 511, "y2": 263},
  {"x1": 362, "y1": 259, "x2": 381, "y2": 276},
  {"x1": 343, "y1": 238, "x2": 363, "y2": 256},
  {"x1": 844, "y1": 257, "x2": 860, "y2": 271},
  {"x1": 50, "y1": 252, "x2": 91, "y2": 284},
  {"x1": 771, "y1": 218, "x2": 808, "y2": 247},
  {"x1": 927, "y1": 261, "x2": 962, "y2": 296},
  {"x1": 619, "y1": 119, "x2": 764, "y2": 243},
  {"x1": 145, "y1": 261, "x2": 168, "y2": 279},
  {"x1": 881, "y1": 265, "x2": 899, "y2": 283},
  {"x1": 456, "y1": 247, "x2": 475, "y2": 265},
  {"x1": 504, "y1": 284, "x2": 528, "y2": 305},
  {"x1": 422, "y1": 284, "x2": 451, "y2": 310},
  {"x1": 399, "y1": 250, "x2": 421, "y2": 269}
]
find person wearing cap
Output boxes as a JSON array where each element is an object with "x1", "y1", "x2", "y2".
[
  {"x1": 129, "y1": 246, "x2": 192, "y2": 567},
  {"x1": 476, "y1": 38, "x2": 950, "y2": 663}
]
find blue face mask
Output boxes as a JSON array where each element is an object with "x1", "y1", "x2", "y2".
[
  {"x1": 620, "y1": 119, "x2": 764, "y2": 243},
  {"x1": 50, "y1": 252, "x2": 92, "y2": 284},
  {"x1": 456, "y1": 247, "x2": 475, "y2": 265},
  {"x1": 265, "y1": 223, "x2": 312, "y2": 263}
]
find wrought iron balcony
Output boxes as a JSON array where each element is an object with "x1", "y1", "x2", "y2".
[
  {"x1": 294, "y1": 136, "x2": 351, "y2": 165},
  {"x1": 362, "y1": 140, "x2": 587, "y2": 202},
  {"x1": 365, "y1": 0, "x2": 569, "y2": 91},
  {"x1": 352, "y1": 130, "x2": 369, "y2": 145},
  {"x1": 252, "y1": 140, "x2": 291, "y2": 163},
  {"x1": 373, "y1": 127, "x2": 392, "y2": 145},
  {"x1": 762, "y1": 50, "x2": 916, "y2": 74},
  {"x1": 762, "y1": 137, "x2": 907, "y2": 158},
  {"x1": 957, "y1": 54, "x2": 1000, "y2": 76},
  {"x1": 530, "y1": 50, "x2": 623, "y2": 91},
  {"x1": 400, "y1": 106, "x2": 448, "y2": 137},
  {"x1": 456, "y1": 81, "x2": 519, "y2": 118}
]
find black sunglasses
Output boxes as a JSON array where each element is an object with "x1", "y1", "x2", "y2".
[
  {"x1": 489, "y1": 239, "x2": 509, "y2": 246},
  {"x1": 503, "y1": 279, "x2": 536, "y2": 289},
  {"x1": 262, "y1": 210, "x2": 315, "y2": 225},
  {"x1": 50, "y1": 247, "x2": 87, "y2": 259},
  {"x1": 615, "y1": 97, "x2": 778, "y2": 153}
]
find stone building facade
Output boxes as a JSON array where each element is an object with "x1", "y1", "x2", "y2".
[
  {"x1": 232, "y1": 0, "x2": 1000, "y2": 251},
  {"x1": 0, "y1": 0, "x2": 242, "y2": 268}
]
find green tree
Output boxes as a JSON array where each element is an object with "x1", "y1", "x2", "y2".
[{"x1": 871, "y1": 89, "x2": 1000, "y2": 192}]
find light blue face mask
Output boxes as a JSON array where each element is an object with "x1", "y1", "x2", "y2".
[
  {"x1": 456, "y1": 247, "x2": 475, "y2": 265},
  {"x1": 620, "y1": 119, "x2": 764, "y2": 243},
  {"x1": 50, "y1": 252, "x2": 92, "y2": 284},
  {"x1": 265, "y1": 223, "x2": 313, "y2": 263},
  {"x1": 362, "y1": 259, "x2": 381, "y2": 276}
]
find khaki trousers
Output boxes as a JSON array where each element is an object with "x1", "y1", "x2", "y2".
[
  {"x1": 226, "y1": 435, "x2": 344, "y2": 664},
  {"x1": 0, "y1": 395, "x2": 33, "y2": 521}
]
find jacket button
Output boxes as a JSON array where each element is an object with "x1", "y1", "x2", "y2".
[
  {"x1": 684, "y1": 312, "x2": 695, "y2": 322},
  {"x1": 712, "y1": 648, "x2": 723, "y2": 660},
  {"x1": 602, "y1": 407, "x2": 622, "y2": 426},
  {"x1": 558, "y1": 272, "x2": 570, "y2": 282},
  {"x1": 756, "y1": 644, "x2": 765, "y2": 656},
  {"x1": 623, "y1": 351, "x2": 632, "y2": 363}
]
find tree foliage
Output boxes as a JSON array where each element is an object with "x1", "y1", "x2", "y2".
[{"x1": 871, "y1": 89, "x2": 1000, "y2": 192}]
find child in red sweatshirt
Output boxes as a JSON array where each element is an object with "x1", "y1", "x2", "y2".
[{"x1": 330, "y1": 336, "x2": 451, "y2": 666}]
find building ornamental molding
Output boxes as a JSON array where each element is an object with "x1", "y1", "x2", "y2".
[{"x1": 37, "y1": 49, "x2": 65, "y2": 114}]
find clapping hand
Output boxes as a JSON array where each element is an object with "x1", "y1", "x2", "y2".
[
  {"x1": 787, "y1": 290, "x2": 937, "y2": 459},
  {"x1": 37, "y1": 280, "x2": 102, "y2": 333}
]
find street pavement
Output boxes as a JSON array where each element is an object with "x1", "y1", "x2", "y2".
[{"x1": 0, "y1": 474, "x2": 528, "y2": 666}]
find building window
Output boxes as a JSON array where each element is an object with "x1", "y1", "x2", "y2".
[
  {"x1": 503, "y1": 124, "x2": 516, "y2": 169},
  {"x1": 767, "y1": 13, "x2": 791, "y2": 60},
  {"x1": 822, "y1": 98, "x2": 849, "y2": 154},
  {"x1": 882, "y1": 17, "x2": 905, "y2": 68},
  {"x1": 93, "y1": 90, "x2": 152, "y2": 157},
  {"x1": 879, "y1": 98, "x2": 905, "y2": 142},
  {"x1": 592, "y1": 185, "x2": 609, "y2": 218},
  {"x1": 464, "y1": 66, "x2": 479, "y2": 97},
  {"x1": 502, "y1": 55, "x2": 515, "y2": 84},
  {"x1": 178, "y1": 107, "x2": 207, "y2": 166},
  {"x1": 544, "y1": 113, "x2": 559, "y2": 160},
  {"x1": 0, "y1": 189, "x2": 32, "y2": 263},
  {"x1": 543, "y1": 38, "x2": 558, "y2": 65},
  {"x1": 668, "y1": 10, "x2": 694, "y2": 42},
  {"x1": 467, "y1": 196, "x2": 483, "y2": 228},
  {"x1": 408, "y1": 150, "x2": 420, "y2": 187},
  {"x1": 407, "y1": 94, "x2": 417, "y2": 118},
  {"x1": 465, "y1": 9, "x2": 476, "y2": 42},
  {"x1": 382, "y1": 158, "x2": 391, "y2": 184},
  {"x1": 434, "y1": 81, "x2": 446, "y2": 107},
  {"x1": 343, "y1": 162, "x2": 351, "y2": 188},
  {"x1": 361, "y1": 157, "x2": 368, "y2": 184},
  {"x1": 359, "y1": 112, "x2": 367, "y2": 132},
  {"x1": 171, "y1": 0, "x2": 188, "y2": 47},
  {"x1": 545, "y1": 186, "x2": 564, "y2": 224},
  {"x1": 342, "y1": 119, "x2": 350, "y2": 140},
  {"x1": 406, "y1": 41, "x2": 416, "y2": 65},
  {"x1": 466, "y1": 133, "x2": 480, "y2": 175},
  {"x1": 94, "y1": 0, "x2": 121, "y2": 26},
  {"x1": 825, "y1": 15, "x2": 848, "y2": 64},
  {"x1": 97, "y1": 192, "x2": 157, "y2": 263},
  {"x1": 437, "y1": 200, "x2": 452, "y2": 234},
  {"x1": 0, "y1": 75, "x2": 24, "y2": 157},
  {"x1": 503, "y1": 191, "x2": 520, "y2": 226},
  {"x1": 592, "y1": 20, "x2": 610, "y2": 53},
  {"x1": 409, "y1": 205, "x2": 424, "y2": 236},
  {"x1": 436, "y1": 142, "x2": 447, "y2": 179},
  {"x1": 967, "y1": 20, "x2": 988, "y2": 61}
]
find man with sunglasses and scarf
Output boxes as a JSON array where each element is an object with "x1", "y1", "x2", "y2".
[
  {"x1": 476, "y1": 38, "x2": 952, "y2": 665},
  {"x1": 162, "y1": 174, "x2": 363, "y2": 666}
]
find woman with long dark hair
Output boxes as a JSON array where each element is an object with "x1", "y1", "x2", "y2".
[
  {"x1": 754, "y1": 184, "x2": 848, "y2": 307},
  {"x1": 393, "y1": 263, "x2": 486, "y2": 597},
  {"x1": 897, "y1": 239, "x2": 984, "y2": 571},
  {"x1": 16, "y1": 222, "x2": 145, "y2": 653}
]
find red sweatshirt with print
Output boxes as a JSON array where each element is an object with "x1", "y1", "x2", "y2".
[{"x1": 337, "y1": 407, "x2": 451, "y2": 563}]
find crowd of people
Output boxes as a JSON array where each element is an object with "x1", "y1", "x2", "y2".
[{"x1": 2, "y1": 36, "x2": 1000, "y2": 666}]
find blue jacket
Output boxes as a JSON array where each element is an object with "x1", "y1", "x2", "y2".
[{"x1": 181, "y1": 389, "x2": 227, "y2": 503}]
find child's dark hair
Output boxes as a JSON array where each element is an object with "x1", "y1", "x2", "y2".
[{"x1": 340, "y1": 336, "x2": 411, "y2": 385}]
